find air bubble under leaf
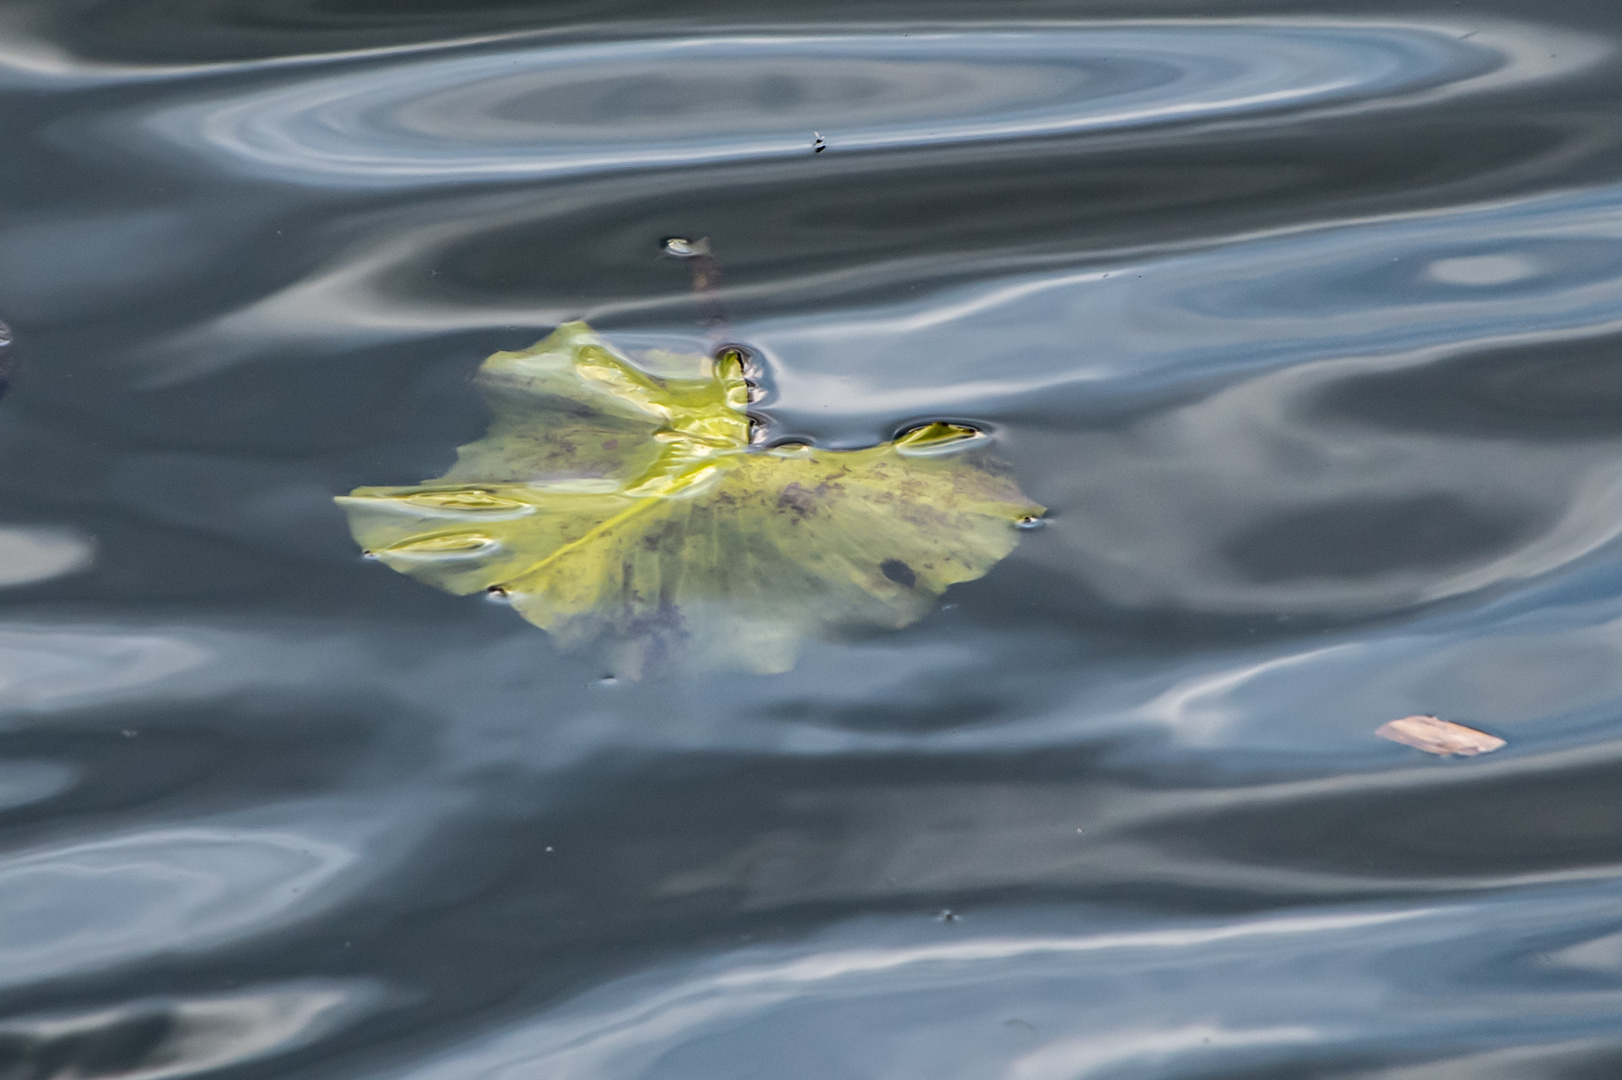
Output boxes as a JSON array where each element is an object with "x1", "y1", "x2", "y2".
[{"x1": 338, "y1": 322, "x2": 1043, "y2": 675}]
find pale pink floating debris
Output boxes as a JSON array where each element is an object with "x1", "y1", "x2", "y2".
[{"x1": 1376, "y1": 714, "x2": 1505, "y2": 757}]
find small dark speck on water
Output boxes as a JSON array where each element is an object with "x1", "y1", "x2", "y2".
[
  {"x1": 812, "y1": 131, "x2": 826, "y2": 153},
  {"x1": 935, "y1": 909, "x2": 960, "y2": 923},
  {"x1": 1016, "y1": 515, "x2": 1045, "y2": 531}
]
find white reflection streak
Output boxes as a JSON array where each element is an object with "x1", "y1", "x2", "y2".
[
  {"x1": 1134, "y1": 643, "x2": 1359, "y2": 742},
  {"x1": 1005, "y1": 1024, "x2": 1320, "y2": 1080},
  {"x1": 0, "y1": 619, "x2": 391, "y2": 720},
  {"x1": 0, "y1": 4, "x2": 562, "y2": 87},
  {"x1": 0, "y1": 526, "x2": 95, "y2": 587},
  {"x1": 794, "y1": 268, "x2": 1117, "y2": 340},
  {"x1": 0, "y1": 981, "x2": 383, "y2": 1080},
  {"x1": 1421, "y1": 464, "x2": 1622, "y2": 604},
  {"x1": 156, "y1": 987, "x2": 356, "y2": 1076},
  {"x1": 1368, "y1": 1038, "x2": 1621, "y2": 1080},
  {"x1": 708, "y1": 907, "x2": 1420, "y2": 983},
  {"x1": 770, "y1": 267, "x2": 1122, "y2": 414},
  {"x1": 400, "y1": 908, "x2": 1421, "y2": 1080},
  {"x1": 1427, "y1": 253, "x2": 1539, "y2": 285}
]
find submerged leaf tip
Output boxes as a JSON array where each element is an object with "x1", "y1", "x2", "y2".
[{"x1": 894, "y1": 422, "x2": 989, "y2": 456}]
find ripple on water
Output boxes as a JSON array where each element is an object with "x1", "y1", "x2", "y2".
[
  {"x1": 358, "y1": 890, "x2": 1622, "y2": 1080},
  {"x1": 144, "y1": 23, "x2": 1517, "y2": 187},
  {"x1": 0, "y1": 826, "x2": 354, "y2": 988},
  {"x1": 0, "y1": 981, "x2": 385, "y2": 1080},
  {"x1": 0, "y1": 625, "x2": 213, "y2": 716}
]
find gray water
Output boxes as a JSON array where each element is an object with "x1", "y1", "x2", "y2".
[{"x1": 4, "y1": 1, "x2": 1622, "y2": 1076}]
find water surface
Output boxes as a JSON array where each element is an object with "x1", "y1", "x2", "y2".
[{"x1": 4, "y1": 1, "x2": 1622, "y2": 1076}]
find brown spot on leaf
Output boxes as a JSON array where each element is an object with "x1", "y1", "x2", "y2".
[
  {"x1": 777, "y1": 482, "x2": 816, "y2": 519},
  {"x1": 881, "y1": 559, "x2": 916, "y2": 588}
]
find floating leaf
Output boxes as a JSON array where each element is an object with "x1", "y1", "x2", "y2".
[
  {"x1": 338, "y1": 323, "x2": 1043, "y2": 674},
  {"x1": 1375, "y1": 714, "x2": 1505, "y2": 757}
]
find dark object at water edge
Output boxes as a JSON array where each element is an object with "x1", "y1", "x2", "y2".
[{"x1": 0, "y1": 319, "x2": 15, "y2": 400}]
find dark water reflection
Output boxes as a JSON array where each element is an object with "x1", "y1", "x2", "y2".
[{"x1": 4, "y1": 1, "x2": 1622, "y2": 1077}]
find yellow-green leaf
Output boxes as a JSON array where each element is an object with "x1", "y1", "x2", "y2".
[{"x1": 338, "y1": 322, "x2": 1043, "y2": 675}]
